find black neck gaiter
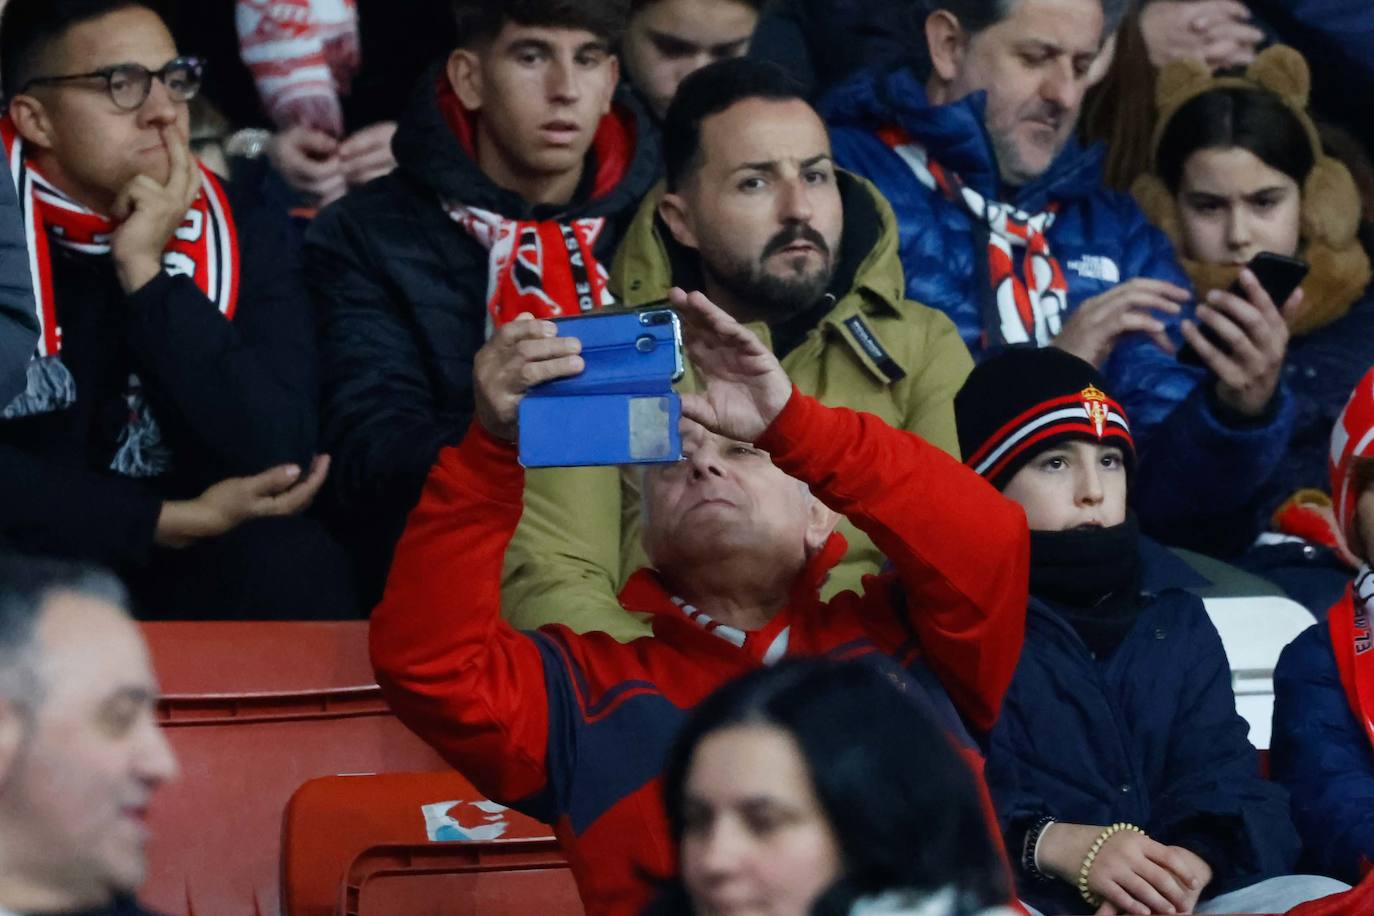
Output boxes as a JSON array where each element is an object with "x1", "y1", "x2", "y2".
[{"x1": 1029, "y1": 514, "x2": 1144, "y2": 658}]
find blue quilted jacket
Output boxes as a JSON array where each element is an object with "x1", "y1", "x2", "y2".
[
  {"x1": 1272, "y1": 618, "x2": 1374, "y2": 883},
  {"x1": 822, "y1": 66, "x2": 1296, "y2": 548}
]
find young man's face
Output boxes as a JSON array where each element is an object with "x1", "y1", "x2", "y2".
[
  {"x1": 0, "y1": 592, "x2": 177, "y2": 906},
  {"x1": 10, "y1": 6, "x2": 189, "y2": 214},
  {"x1": 660, "y1": 97, "x2": 843, "y2": 320},
  {"x1": 934, "y1": 0, "x2": 1104, "y2": 186},
  {"x1": 453, "y1": 23, "x2": 619, "y2": 187},
  {"x1": 1001, "y1": 439, "x2": 1128, "y2": 531},
  {"x1": 621, "y1": 0, "x2": 759, "y2": 120}
]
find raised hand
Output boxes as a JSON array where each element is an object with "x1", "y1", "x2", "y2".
[
  {"x1": 670, "y1": 287, "x2": 793, "y2": 443},
  {"x1": 1052, "y1": 278, "x2": 1189, "y2": 367},
  {"x1": 339, "y1": 121, "x2": 398, "y2": 188},
  {"x1": 111, "y1": 124, "x2": 201, "y2": 293},
  {"x1": 267, "y1": 124, "x2": 347, "y2": 206},
  {"x1": 1182, "y1": 267, "x2": 1298, "y2": 417},
  {"x1": 155, "y1": 455, "x2": 331, "y2": 548},
  {"x1": 473, "y1": 313, "x2": 584, "y2": 442}
]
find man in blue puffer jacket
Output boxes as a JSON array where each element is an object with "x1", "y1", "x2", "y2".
[{"x1": 823, "y1": 0, "x2": 1298, "y2": 550}]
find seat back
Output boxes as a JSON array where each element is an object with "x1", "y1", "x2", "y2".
[
  {"x1": 1202, "y1": 596, "x2": 1317, "y2": 749},
  {"x1": 283, "y1": 772, "x2": 557, "y2": 916},
  {"x1": 140, "y1": 622, "x2": 448, "y2": 916},
  {"x1": 342, "y1": 841, "x2": 583, "y2": 916}
]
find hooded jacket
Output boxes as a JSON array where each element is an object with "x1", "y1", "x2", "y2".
[
  {"x1": 371, "y1": 390, "x2": 1029, "y2": 916},
  {"x1": 305, "y1": 69, "x2": 661, "y2": 595},
  {"x1": 501, "y1": 173, "x2": 975, "y2": 638},
  {"x1": 821, "y1": 65, "x2": 1296, "y2": 552}
]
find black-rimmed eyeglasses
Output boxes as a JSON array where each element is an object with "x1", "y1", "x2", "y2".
[{"x1": 20, "y1": 56, "x2": 204, "y2": 111}]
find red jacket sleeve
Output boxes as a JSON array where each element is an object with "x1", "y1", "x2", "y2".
[
  {"x1": 369, "y1": 422, "x2": 554, "y2": 806},
  {"x1": 756, "y1": 389, "x2": 1029, "y2": 733}
]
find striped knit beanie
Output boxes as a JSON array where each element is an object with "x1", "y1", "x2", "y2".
[{"x1": 955, "y1": 347, "x2": 1135, "y2": 491}]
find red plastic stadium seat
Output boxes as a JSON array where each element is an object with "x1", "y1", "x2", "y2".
[
  {"x1": 139, "y1": 622, "x2": 448, "y2": 916},
  {"x1": 282, "y1": 772, "x2": 558, "y2": 916},
  {"x1": 342, "y1": 841, "x2": 583, "y2": 916}
]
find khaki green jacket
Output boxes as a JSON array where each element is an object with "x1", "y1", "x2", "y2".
[{"x1": 501, "y1": 173, "x2": 974, "y2": 640}]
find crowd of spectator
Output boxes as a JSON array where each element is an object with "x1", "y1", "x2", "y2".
[{"x1": 1, "y1": 0, "x2": 1373, "y2": 913}]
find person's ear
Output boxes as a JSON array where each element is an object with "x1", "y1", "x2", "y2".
[
  {"x1": 802, "y1": 495, "x2": 840, "y2": 557},
  {"x1": 658, "y1": 191, "x2": 700, "y2": 251},
  {"x1": 9, "y1": 95, "x2": 57, "y2": 151},
  {"x1": 925, "y1": 10, "x2": 969, "y2": 92},
  {"x1": 0, "y1": 699, "x2": 26, "y2": 791},
  {"x1": 447, "y1": 47, "x2": 484, "y2": 112},
  {"x1": 601, "y1": 56, "x2": 620, "y2": 116}
]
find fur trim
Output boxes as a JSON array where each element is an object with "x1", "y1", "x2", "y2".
[{"x1": 1137, "y1": 45, "x2": 1371, "y2": 336}]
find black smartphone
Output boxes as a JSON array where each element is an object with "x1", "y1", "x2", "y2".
[{"x1": 1178, "y1": 251, "x2": 1309, "y2": 367}]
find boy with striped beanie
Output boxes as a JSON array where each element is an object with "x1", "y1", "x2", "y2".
[{"x1": 957, "y1": 347, "x2": 1341, "y2": 916}]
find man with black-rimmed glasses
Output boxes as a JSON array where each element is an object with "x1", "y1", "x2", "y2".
[{"x1": 0, "y1": 0, "x2": 358, "y2": 620}]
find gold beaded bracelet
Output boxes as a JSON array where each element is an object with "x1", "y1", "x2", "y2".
[{"x1": 1077, "y1": 822, "x2": 1146, "y2": 907}]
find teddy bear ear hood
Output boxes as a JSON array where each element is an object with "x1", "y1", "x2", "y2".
[{"x1": 1136, "y1": 45, "x2": 1370, "y2": 337}]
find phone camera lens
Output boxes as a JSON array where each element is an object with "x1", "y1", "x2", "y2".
[{"x1": 635, "y1": 335, "x2": 657, "y2": 353}]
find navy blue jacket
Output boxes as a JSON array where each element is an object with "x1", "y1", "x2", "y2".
[
  {"x1": 1272, "y1": 618, "x2": 1374, "y2": 883},
  {"x1": 985, "y1": 544, "x2": 1300, "y2": 914},
  {"x1": 821, "y1": 66, "x2": 1296, "y2": 547}
]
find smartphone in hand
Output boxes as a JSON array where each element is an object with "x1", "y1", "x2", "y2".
[
  {"x1": 1178, "y1": 251, "x2": 1308, "y2": 367},
  {"x1": 518, "y1": 307, "x2": 686, "y2": 467}
]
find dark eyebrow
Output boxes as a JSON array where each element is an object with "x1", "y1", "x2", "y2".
[
  {"x1": 709, "y1": 37, "x2": 752, "y2": 54},
  {"x1": 576, "y1": 40, "x2": 611, "y2": 55},
  {"x1": 1245, "y1": 186, "x2": 1289, "y2": 198},
  {"x1": 646, "y1": 28, "x2": 698, "y2": 51},
  {"x1": 800, "y1": 154, "x2": 833, "y2": 169},
  {"x1": 507, "y1": 38, "x2": 554, "y2": 55}
]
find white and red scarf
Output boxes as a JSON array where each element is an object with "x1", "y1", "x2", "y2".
[
  {"x1": 1, "y1": 118, "x2": 240, "y2": 477},
  {"x1": 236, "y1": 0, "x2": 360, "y2": 137},
  {"x1": 878, "y1": 126, "x2": 1068, "y2": 348},
  {"x1": 1331, "y1": 567, "x2": 1374, "y2": 751},
  {"x1": 444, "y1": 204, "x2": 614, "y2": 335}
]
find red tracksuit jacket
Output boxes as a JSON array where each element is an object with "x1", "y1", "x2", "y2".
[{"x1": 370, "y1": 390, "x2": 1029, "y2": 915}]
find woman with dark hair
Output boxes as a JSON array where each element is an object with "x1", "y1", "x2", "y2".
[
  {"x1": 1133, "y1": 46, "x2": 1374, "y2": 597},
  {"x1": 648, "y1": 658, "x2": 1015, "y2": 916}
]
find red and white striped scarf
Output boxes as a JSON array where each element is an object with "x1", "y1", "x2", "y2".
[
  {"x1": 1, "y1": 118, "x2": 240, "y2": 477},
  {"x1": 1330, "y1": 567, "x2": 1374, "y2": 750},
  {"x1": 236, "y1": 0, "x2": 360, "y2": 137},
  {"x1": 671, "y1": 596, "x2": 793, "y2": 665},
  {"x1": 443, "y1": 204, "x2": 614, "y2": 335},
  {"x1": 878, "y1": 126, "x2": 1069, "y2": 347}
]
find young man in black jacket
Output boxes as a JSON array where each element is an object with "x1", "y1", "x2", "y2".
[
  {"x1": 0, "y1": 0, "x2": 353, "y2": 618},
  {"x1": 306, "y1": 0, "x2": 661, "y2": 600}
]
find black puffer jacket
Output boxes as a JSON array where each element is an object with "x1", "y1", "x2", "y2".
[{"x1": 306, "y1": 69, "x2": 660, "y2": 593}]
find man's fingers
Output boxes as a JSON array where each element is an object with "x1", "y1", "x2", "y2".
[
  {"x1": 678, "y1": 392, "x2": 714, "y2": 430},
  {"x1": 494, "y1": 317, "x2": 558, "y2": 349},
  {"x1": 514, "y1": 335, "x2": 581, "y2": 363},
  {"x1": 517, "y1": 353, "x2": 584, "y2": 389},
  {"x1": 266, "y1": 454, "x2": 330, "y2": 516},
  {"x1": 243, "y1": 462, "x2": 307, "y2": 498},
  {"x1": 1115, "y1": 312, "x2": 1176, "y2": 354},
  {"x1": 296, "y1": 127, "x2": 341, "y2": 157}
]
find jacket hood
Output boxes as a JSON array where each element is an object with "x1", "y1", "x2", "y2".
[
  {"x1": 821, "y1": 63, "x2": 1107, "y2": 211},
  {"x1": 610, "y1": 170, "x2": 909, "y2": 319},
  {"x1": 392, "y1": 64, "x2": 661, "y2": 220}
]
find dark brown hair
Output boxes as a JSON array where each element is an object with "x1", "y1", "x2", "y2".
[{"x1": 451, "y1": 0, "x2": 629, "y2": 48}]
